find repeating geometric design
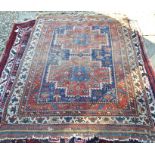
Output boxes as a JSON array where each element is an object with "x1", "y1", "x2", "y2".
[{"x1": 39, "y1": 25, "x2": 115, "y2": 102}]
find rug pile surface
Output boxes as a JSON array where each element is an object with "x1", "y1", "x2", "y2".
[{"x1": 0, "y1": 14, "x2": 155, "y2": 142}]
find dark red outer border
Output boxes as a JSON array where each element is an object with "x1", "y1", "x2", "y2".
[
  {"x1": 0, "y1": 20, "x2": 35, "y2": 77},
  {"x1": 137, "y1": 32, "x2": 155, "y2": 97}
]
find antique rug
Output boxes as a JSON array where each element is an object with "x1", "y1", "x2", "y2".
[{"x1": 0, "y1": 14, "x2": 155, "y2": 142}]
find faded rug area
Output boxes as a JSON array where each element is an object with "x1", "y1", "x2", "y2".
[{"x1": 0, "y1": 14, "x2": 155, "y2": 142}]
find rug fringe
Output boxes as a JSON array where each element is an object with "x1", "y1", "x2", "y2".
[{"x1": 0, "y1": 135, "x2": 149, "y2": 143}]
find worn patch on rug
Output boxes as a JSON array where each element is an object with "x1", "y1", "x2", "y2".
[{"x1": 0, "y1": 14, "x2": 155, "y2": 142}]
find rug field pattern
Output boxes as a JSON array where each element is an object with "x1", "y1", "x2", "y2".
[{"x1": 0, "y1": 14, "x2": 155, "y2": 142}]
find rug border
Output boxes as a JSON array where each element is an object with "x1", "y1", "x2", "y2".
[
  {"x1": 0, "y1": 20, "x2": 35, "y2": 77},
  {"x1": 130, "y1": 19, "x2": 155, "y2": 97},
  {"x1": 137, "y1": 32, "x2": 155, "y2": 98}
]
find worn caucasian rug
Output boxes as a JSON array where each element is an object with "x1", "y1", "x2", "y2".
[{"x1": 0, "y1": 14, "x2": 155, "y2": 143}]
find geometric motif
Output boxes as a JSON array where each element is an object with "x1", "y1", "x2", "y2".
[{"x1": 39, "y1": 25, "x2": 115, "y2": 102}]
